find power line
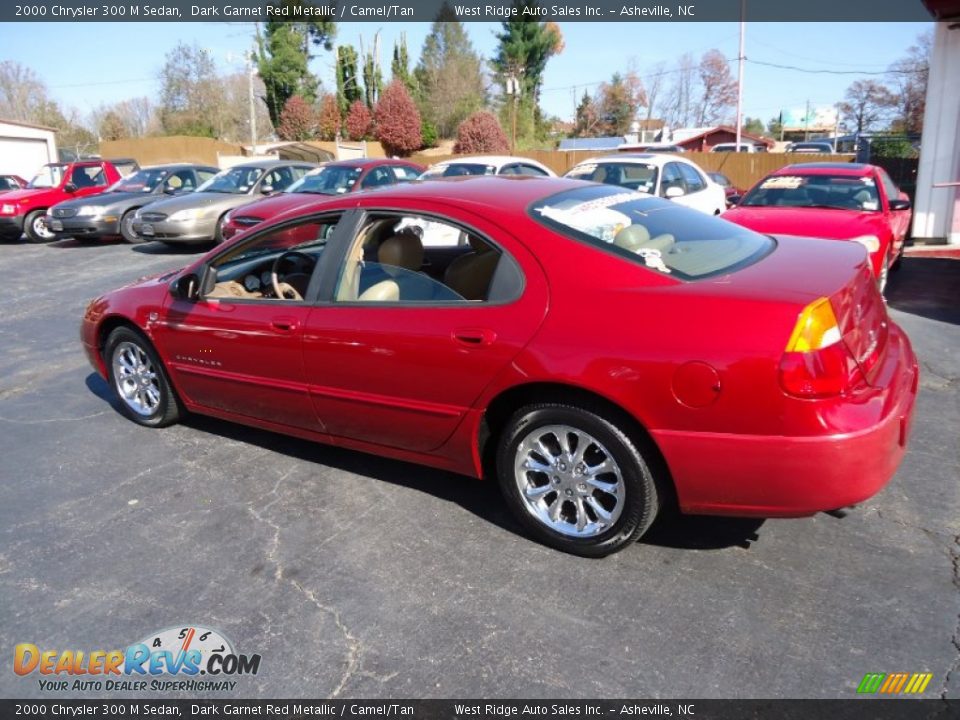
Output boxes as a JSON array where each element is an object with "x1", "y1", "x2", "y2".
[
  {"x1": 746, "y1": 58, "x2": 921, "y2": 76},
  {"x1": 49, "y1": 77, "x2": 155, "y2": 89}
]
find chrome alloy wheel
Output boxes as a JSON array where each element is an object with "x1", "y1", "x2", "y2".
[
  {"x1": 513, "y1": 424, "x2": 625, "y2": 537},
  {"x1": 32, "y1": 215, "x2": 54, "y2": 240},
  {"x1": 112, "y1": 341, "x2": 161, "y2": 416}
]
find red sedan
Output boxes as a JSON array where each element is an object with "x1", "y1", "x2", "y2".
[
  {"x1": 81, "y1": 177, "x2": 918, "y2": 557},
  {"x1": 0, "y1": 175, "x2": 27, "y2": 193},
  {"x1": 221, "y1": 158, "x2": 424, "y2": 241},
  {"x1": 723, "y1": 162, "x2": 913, "y2": 293}
]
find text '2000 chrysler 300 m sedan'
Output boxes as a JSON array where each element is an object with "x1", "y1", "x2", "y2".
[{"x1": 81, "y1": 177, "x2": 918, "y2": 557}]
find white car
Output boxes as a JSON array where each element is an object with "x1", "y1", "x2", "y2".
[
  {"x1": 564, "y1": 154, "x2": 727, "y2": 216},
  {"x1": 421, "y1": 155, "x2": 556, "y2": 179}
]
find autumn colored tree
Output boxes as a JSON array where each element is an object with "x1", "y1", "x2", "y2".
[
  {"x1": 573, "y1": 91, "x2": 599, "y2": 137},
  {"x1": 316, "y1": 94, "x2": 341, "y2": 140},
  {"x1": 277, "y1": 96, "x2": 315, "y2": 140},
  {"x1": 345, "y1": 99, "x2": 372, "y2": 140},
  {"x1": 453, "y1": 111, "x2": 509, "y2": 154},
  {"x1": 375, "y1": 81, "x2": 422, "y2": 156},
  {"x1": 596, "y1": 71, "x2": 646, "y2": 136},
  {"x1": 696, "y1": 50, "x2": 737, "y2": 126}
]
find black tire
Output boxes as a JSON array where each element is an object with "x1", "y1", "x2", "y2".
[
  {"x1": 24, "y1": 209, "x2": 54, "y2": 243},
  {"x1": 496, "y1": 403, "x2": 659, "y2": 557},
  {"x1": 104, "y1": 326, "x2": 182, "y2": 428},
  {"x1": 120, "y1": 209, "x2": 144, "y2": 244},
  {"x1": 214, "y1": 215, "x2": 227, "y2": 244}
]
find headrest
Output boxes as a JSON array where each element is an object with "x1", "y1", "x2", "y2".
[{"x1": 378, "y1": 232, "x2": 423, "y2": 270}]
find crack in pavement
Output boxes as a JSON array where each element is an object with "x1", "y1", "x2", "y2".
[
  {"x1": 0, "y1": 410, "x2": 110, "y2": 425},
  {"x1": 942, "y1": 533, "x2": 960, "y2": 700},
  {"x1": 245, "y1": 471, "x2": 363, "y2": 699}
]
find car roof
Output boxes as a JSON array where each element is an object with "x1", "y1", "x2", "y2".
[
  {"x1": 325, "y1": 158, "x2": 422, "y2": 168},
  {"x1": 351, "y1": 175, "x2": 586, "y2": 210},
  {"x1": 774, "y1": 162, "x2": 874, "y2": 176},
  {"x1": 141, "y1": 163, "x2": 219, "y2": 171},
  {"x1": 572, "y1": 153, "x2": 694, "y2": 168},
  {"x1": 433, "y1": 155, "x2": 544, "y2": 169},
  {"x1": 230, "y1": 159, "x2": 317, "y2": 170}
]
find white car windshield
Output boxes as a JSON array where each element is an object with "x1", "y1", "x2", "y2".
[
  {"x1": 28, "y1": 165, "x2": 68, "y2": 189},
  {"x1": 531, "y1": 185, "x2": 773, "y2": 280}
]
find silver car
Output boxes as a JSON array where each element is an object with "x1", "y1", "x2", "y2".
[{"x1": 130, "y1": 160, "x2": 318, "y2": 245}]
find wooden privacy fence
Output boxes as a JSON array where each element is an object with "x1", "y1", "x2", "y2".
[
  {"x1": 100, "y1": 136, "x2": 244, "y2": 166},
  {"x1": 410, "y1": 151, "x2": 853, "y2": 191}
]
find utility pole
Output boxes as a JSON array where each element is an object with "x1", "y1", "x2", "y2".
[
  {"x1": 248, "y1": 64, "x2": 257, "y2": 154},
  {"x1": 803, "y1": 99, "x2": 810, "y2": 141},
  {"x1": 505, "y1": 68, "x2": 523, "y2": 154},
  {"x1": 734, "y1": 0, "x2": 745, "y2": 151}
]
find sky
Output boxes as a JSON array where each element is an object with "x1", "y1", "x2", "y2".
[{"x1": 2, "y1": 20, "x2": 933, "y2": 127}]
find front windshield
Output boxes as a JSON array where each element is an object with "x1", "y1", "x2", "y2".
[
  {"x1": 28, "y1": 164, "x2": 68, "y2": 189},
  {"x1": 421, "y1": 163, "x2": 496, "y2": 179},
  {"x1": 288, "y1": 166, "x2": 362, "y2": 195},
  {"x1": 197, "y1": 166, "x2": 264, "y2": 194},
  {"x1": 741, "y1": 174, "x2": 881, "y2": 211},
  {"x1": 530, "y1": 185, "x2": 773, "y2": 280},
  {"x1": 111, "y1": 168, "x2": 168, "y2": 193},
  {"x1": 565, "y1": 162, "x2": 658, "y2": 194}
]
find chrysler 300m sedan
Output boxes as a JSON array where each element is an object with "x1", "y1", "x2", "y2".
[{"x1": 81, "y1": 177, "x2": 918, "y2": 557}]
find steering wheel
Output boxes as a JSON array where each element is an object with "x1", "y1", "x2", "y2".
[{"x1": 271, "y1": 250, "x2": 315, "y2": 300}]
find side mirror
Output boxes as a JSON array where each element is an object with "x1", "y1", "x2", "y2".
[
  {"x1": 64, "y1": 182, "x2": 78, "y2": 193},
  {"x1": 727, "y1": 194, "x2": 743, "y2": 206},
  {"x1": 665, "y1": 186, "x2": 685, "y2": 199},
  {"x1": 889, "y1": 198, "x2": 911, "y2": 211},
  {"x1": 170, "y1": 273, "x2": 201, "y2": 302},
  {"x1": 261, "y1": 185, "x2": 274, "y2": 195}
]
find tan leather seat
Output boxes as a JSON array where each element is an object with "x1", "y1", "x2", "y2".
[
  {"x1": 613, "y1": 225, "x2": 675, "y2": 253},
  {"x1": 378, "y1": 230, "x2": 423, "y2": 271},
  {"x1": 358, "y1": 279, "x2": 400, "y2": 302},
  {"x1": 443, "y1": 237, "x2": 500, "y2": 301}
]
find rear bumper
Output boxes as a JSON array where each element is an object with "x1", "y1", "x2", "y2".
[{"x1": 653, "y1": 325, "x2": 919, "y2": 517}]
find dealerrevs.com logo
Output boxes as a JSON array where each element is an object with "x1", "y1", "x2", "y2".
[{"x1": 14, "y1": 625, "x2": 261, "y2": 692}]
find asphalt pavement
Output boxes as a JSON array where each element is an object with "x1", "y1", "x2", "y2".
[{"x1": 0, "y1": 236, "x2": 957, "y2": 700}]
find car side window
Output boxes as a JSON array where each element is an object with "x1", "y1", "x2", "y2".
[
  {"x1": 677, "y1": 163, "x2": 706, "y2": 193},
  {"x1": 197, "y1": 169, "x2": 218, "y2": 184},
  {"x1": 660, "y1": 163, "x2": 684, "y2": 196},
  {"x1": 334, "y1": 214, "x2": 517, "y2": 304},
  {"x1": 361, "y1": 167, "x2": 395, "y2": 188},
  {"x1": 265, "y1": 167, "x2": 295, "y2": 192},
  {"x1": 517, "y1": 164, "x2": 549, "y2": 177},
  {"x1": 392, "y1": 166, "x2": 421, "y2": 182},
  {"x1": 876, "y1": 169, "x2": 900, "y2": 204},
  {"x1": 203, "y1": 215, "x2": 341, "y2": 303},
  {"x1": 72, "y1": 166, "x2": 107, "y2": 188},
  {"x1": 168, "y1": 170, "x2": 195, "y2": 192}
]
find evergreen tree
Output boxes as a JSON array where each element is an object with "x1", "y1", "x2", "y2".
[
  {"x1": 363, "y1": 48, "x2": 382, "y2": 109},
  {"x1": 391, "y1": 34, "x2": 414, "y2": 93},
  {"x1": 414, "y1": 4, "x2": 486, "y2": 138},
  {"x1": 254, "y1": 10, "x2": 335, "y2": 129},
  {"x1": 336, "y1": 45, "x2": 362, "y2": 116}
]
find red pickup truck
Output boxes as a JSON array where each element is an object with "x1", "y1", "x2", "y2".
[{"x1": 0, "y1": 159, "x2": 138, "y2": 243}]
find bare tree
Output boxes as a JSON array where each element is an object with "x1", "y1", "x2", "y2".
[
  {"x1": 643, "y1": 61, "x2": 667, "y2": 122},
  {"x1": 887, "y1": 30, "x2": 931, "y2": 134},
  {"x1": 0, "y1": 61, "x2": 53, "y2": 123},
  {"x1": 841, "y1": 79, "x2": 895, "y2": 134},
  {"x1": 659, "y1": 53, "x2": 696, "y2": 128}
]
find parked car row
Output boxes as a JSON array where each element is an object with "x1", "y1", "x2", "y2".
[{"x1": 1, "y1": 152, "x2": 913, "y2": 296}]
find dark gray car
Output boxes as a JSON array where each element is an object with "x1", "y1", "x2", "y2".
[
  {"x1": 45, "y1": 164, "x2": 219, "y2": 243},
  {"x1": 130, "y1": 160, "x2": 318, "y2": 245}
]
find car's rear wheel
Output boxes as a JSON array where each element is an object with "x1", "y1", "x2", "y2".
[
  {"x1": 120, "y1": 209, "x2": 144, "y2": 244},
  {"x1": 24, "y1": 209, "x2": 54, "y2": 243},
  {"x1": 496, "y1": 403, "x2": 659, "y2": 557},
  {"x1": 105, "y1": 326, "x2": 182, "y2": 428}
]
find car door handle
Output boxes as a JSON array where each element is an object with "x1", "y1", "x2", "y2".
[
  {"x1": 271, "y1": 317, "x2": 299, "y2": 333},
  {"x1": 452, "y1": 328, "x2": 496, "y2": 347}
]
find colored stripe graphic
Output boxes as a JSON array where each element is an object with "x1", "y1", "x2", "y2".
[{"x1": 857, "y1": 672, "x2": 932, "y2": 694}]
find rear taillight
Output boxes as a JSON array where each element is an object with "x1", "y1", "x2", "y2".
[{"x1": 779, "y1": 297, "x2": 862, "y2": 398}]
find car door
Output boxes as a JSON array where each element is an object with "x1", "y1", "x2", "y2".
[
  {"x1": 674, "y1": 162, "x2": 719, "y2": 214},
  {"x1": 154, "y1": 213, "x2": 344, "y2": 431},
  {"x1": 876, "y1": 168, "x2": 911, "y2": 256},
  {"x1": 300, "y1": 206, "x2": 549, "y2": 453}
]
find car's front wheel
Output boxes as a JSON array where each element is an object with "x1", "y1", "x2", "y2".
[
  {"x1": 120, "y1": 209, "x2": 144, "y2": 244},
  {"x1": 24, "y1": 209, "x2": 55, "y2": 243},
  {"x1": 496, "y1": 403, "x2": 660, "y2": 557},
  {"x1": 105, "y1": 326, "x2": 182, "y2": 428}
]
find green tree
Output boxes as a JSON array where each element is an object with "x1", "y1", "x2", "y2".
[
  {"x1": 414, "y1": 5, "x2": 486, "y2": 138},
  {"x1": 362, "y1": 48, "x2": 382, "y2": 109},
  {"x1": 573, "y1": 90, "x2": 599, "y2": 138},
  {"x1": 336, "y1": 45, "x2": 362, "y2": 116},
  {"x1": 158, "y1": 42, "x2": 221, "y2": 137},
  {"x1": 391, "y1": 34, "x2": 414, "y2": 93},
  {"x1": 254, "y1": 10, "x2": 336, "y2": 128},
  {"x1": 767, "y1": 115, "x2": 783, "y2": 138},
  {"x1": 742, "y1": 117, "x2": 765, "y2": 136}
]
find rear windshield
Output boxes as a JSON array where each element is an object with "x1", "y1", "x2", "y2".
[
  {"x1": 422, "y1": 163, "x2": 496, "y2": 178},
  {"x1": 565, "y1": 162, "x2": 658, "y2": 194},
  {"x1": 530, "y1": 185, "x2": 774, "y2": 281}
]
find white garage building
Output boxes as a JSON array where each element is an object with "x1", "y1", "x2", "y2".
[{"x1": 0, "y1": 119, "x2": 58, "y2": 181}]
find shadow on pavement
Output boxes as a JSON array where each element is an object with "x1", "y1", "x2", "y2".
[
  {"x1": 886, "y1": 257, "x2": 960, "y2": 325},
  {"x1": 47, "y1": 237, "x2": 123, "y2": 249},
  {"x1": 85, "y1": 373, "x2": 770, "y2": 553}
]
